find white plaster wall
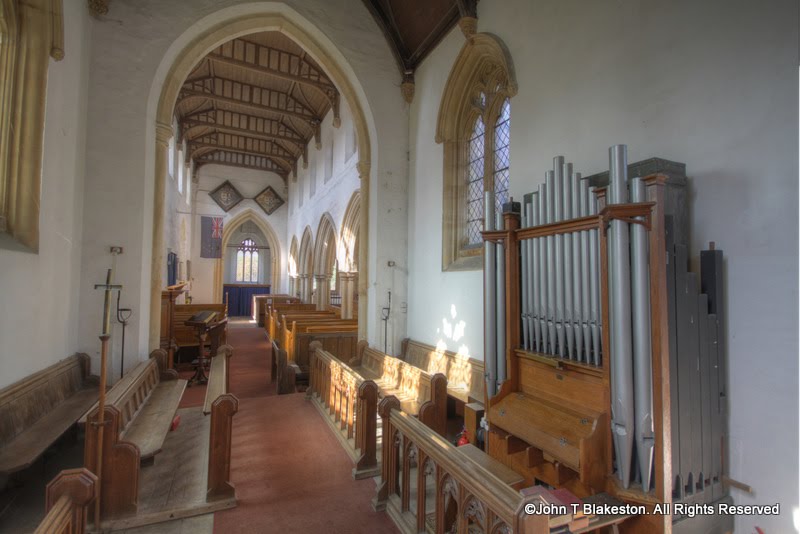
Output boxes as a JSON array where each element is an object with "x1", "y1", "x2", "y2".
[
  {"x1": 190, "y1": 165, "x2": 288, "y2": 303},
  {"x1": 287, "y1": 103, "x2": 359, "y2": 271},
  {"x1": 407, "y1": 0, "x2": 798, "y2": 530},
  {"x1": 78, "y1": 0, "x2": 408, "y2": 369},
  {"x1": 0, "y1": 0, "x2": 91, "y2": 389}
]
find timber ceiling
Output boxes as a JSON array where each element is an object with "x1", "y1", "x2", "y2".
[
  {"x1": 361, "y1": 0, "x2": 465, "y2": 72},
  {"x1": 176, "y1": 31, "x2": 340, "y2": 180}
]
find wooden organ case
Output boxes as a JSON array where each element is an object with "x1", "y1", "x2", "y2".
[{"x1": 481, "y1": 154, "x2": 731, "y2": 533}]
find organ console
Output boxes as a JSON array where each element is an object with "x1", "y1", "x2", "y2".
[{"x1": 481, "y1": 148, "x2": 731, "y2": 533}]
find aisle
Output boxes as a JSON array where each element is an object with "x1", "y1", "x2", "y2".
[{"x1": 212, "y1": 321, "x2": 397, "y2": 534}]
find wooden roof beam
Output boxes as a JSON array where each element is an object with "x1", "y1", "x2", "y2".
[
  {"x1": 182, "y1": 120, "x2": 304, "y2": 151},
  {"x1": 191, "y1": 133, "x2": 296, "y2": 160},
  {"x1": 182, "y1": 108, "x2": 307, "y2": 144},
  {"x1": 179, "y1": 77, "x2": 319, "y2": 123},
  {"x1": 188, "y1": 143, "x2": 296, "y2": 176},
  {"x1": 195, "y1": 154, "x2": 289, "y2": 178}
]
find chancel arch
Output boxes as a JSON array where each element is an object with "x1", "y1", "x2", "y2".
[
  {"x1": 436, "y1": 33, "x2": 517, "y2": 272},
  {"x1": 214, "y1": 209, "x2": 281, "y2": 302},
  {"x1": 297, "y1": 226, "x2": 314, "y2": 304},
  {"x1": 312, "y1": 213, "x2": 337, "y2": 310},
  {"x1": 338, "y1": 190, "x2": 360, "y2": 319},
  {"x1": 150, "y1": 8, "x2": 375, "y2": 348}
]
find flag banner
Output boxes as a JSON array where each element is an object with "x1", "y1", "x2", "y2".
[{"x1": 201, "y1": 216, "x2": 223, "y2": 258}]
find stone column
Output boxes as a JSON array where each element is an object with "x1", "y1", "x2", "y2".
[
  {"x1": 315, "y1": 275, "x2": 330, "y2": 310},
  {"x1": 149, "y1": 122, "x2": 173, "y2": 350},
  {"x1": 356, "y1": 161, "x2": 370, "y2": 340},
  {"x1": 340, "y1": 272, "x2": 356, "y2": 319},
  {"x1": 298, "y1": 274, "x2": 311, "y2": 303},
  {"x1": 288, "y1": 275, "x2": 297, "y2": 298}
]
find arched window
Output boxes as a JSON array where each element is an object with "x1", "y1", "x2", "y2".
[
  {"x1": 235, "y1": 238, "x2": 259, "y2": 283},
  {"x1": 436, "y1": 34, "x2": 516, "y2": 270}
]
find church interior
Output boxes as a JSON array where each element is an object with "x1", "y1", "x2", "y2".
[{"x1": 0, "y1": 0, "x2": 797, "y2": 533}]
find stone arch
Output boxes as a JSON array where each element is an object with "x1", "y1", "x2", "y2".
[
  {"x1": 147, "y1": 6, "x2": 375, "y2": 348},
  {"x1": 435, "y1": 33, "x2": 517, "y2": 272},
  {"x1": 214, "y1": 209, "x2": 282, "y2": 301},
  {"x1": 298, "y1": 226, "x2": 314, "y2": 303},
  {"x1": 339, "y1": 190, "x2": 360, "y2": 272},
  {"x1": 313, "y1": 213, "x2": 338, "y2": 277}
]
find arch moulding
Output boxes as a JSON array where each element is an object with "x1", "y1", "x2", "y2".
[
  {"x1": 214, "y1": 209, "x2": 282, "y2": 301},
  {"x1": 150, "y1": 9, "x2": 373, "y2": 348}
]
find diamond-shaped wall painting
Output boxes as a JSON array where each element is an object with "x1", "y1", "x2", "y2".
[
  {"x1": 254, "y1": 186, "x2": 285, "y2": 215},
  {"x1": 208, "y1": 180, "x2": 244, "y2": 212}
]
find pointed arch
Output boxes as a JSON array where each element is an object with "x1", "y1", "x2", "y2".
[
  {"x1": 299, "y1": 226, "x2": 314, "y2": 278},
  {"x1": 436, "y1": 33, "x2": 517, "y2": 271},
  {"x1": 314, "y1": 212, "x2": 338, "y2": 277},
  {"x1": 289, "y1": 235, "x2": 299, "y2": 278},
  {"x1": 148, "y1": 7, "x2": 376, "y2": 348},
  {"x1": 339, "y1": 190, "x2": 360, "y2": 272},
  {"x1": 214, "y1": 208, "x2": 282, "y2": 301}
]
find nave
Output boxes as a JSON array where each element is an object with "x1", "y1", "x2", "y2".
[{"x1": 1, "y1": 321, "x2": 397, "y2": 534}]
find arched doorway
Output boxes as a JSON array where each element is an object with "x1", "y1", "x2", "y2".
[{"x1": 149, "y1": 8, "x2": 374, "y2": 348}]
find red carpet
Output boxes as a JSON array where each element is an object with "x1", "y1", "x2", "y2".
[{"x1": 209, "y1": 322, "x2": 397, "y2": 534}]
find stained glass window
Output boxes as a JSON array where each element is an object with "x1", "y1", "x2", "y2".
[
  {"x1": 465, "y1": 117, "x2": 485, "y2": 246},
  {"x1": 235, "y1": 238, "x2": 259, "y2": 283}
]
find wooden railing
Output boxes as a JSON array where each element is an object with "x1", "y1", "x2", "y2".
[
  {"x1": 309, "y1": 346, "x2": 379, "y2": 478},
  {"x1": 34, "y1": 468, "x2": 97, "y2": 534},
  {"x1": 374, "y1": 397, "x2": 546, "y2": 534}
]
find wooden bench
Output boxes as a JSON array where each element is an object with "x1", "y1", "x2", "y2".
[
  {"x1": 34, "y1": 468, "x2": 97, "y2": 534},
  {"x1": 275, "y1": 325, "x2": 358, "y2": 394},
  {"x1": 401, "y1": 338, "x2": 486, "y2": 444},
  {"x1": 265, "y1": 304, "x2": 324, "y2": 340},
  {"x1": 308, "y1": 345, "x2": 379, "y2": 478},
  {"x1": 83, "y1": 349, "x2": 238, "y2": 523},
  {"x1": 81, "y1": 351, "x2": 186, "y2": 464},
  {"x1": 254, "y1": 294, "x2": 299, "y2": 326},
  {"x1": 0, "y1": 354, "x2": 96, "y2": 475},
  {"x1": 348, "y1": 341, "x2": 447, "y2": 436},
  {"x1": 203, "y1": 345, "x2": 233, "y2": 415}
]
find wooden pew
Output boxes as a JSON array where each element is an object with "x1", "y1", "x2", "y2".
[
  {"x1": 349, "y1": 341, "x2": 447, "y2": 436},
  {"x1": 34, "y1": 468, "x2": 97, "y2": 534},
  {"x1": 82, "y1": 350, "x2": 186, "y2": 518},
  {"x1": 275, "y1": 323, "x2": 358, "y2": 393},
  {"x1": 281, "y1": 317, "x2": 356, "y2": 364},
  {"x1": 308, "y1": 345, "x2": 379, "y2": 479},
  {"x1": 254, "y1": 294, "x2": 299, "y2": 326},
  {"x1": 82, "y1": 349, "x2": 238, "y2": 523},
  {"x1": 265, "y1": 304, "x2": 318, "y2": 340},
  {"x1": 201, "y1": 345, "x2": 239, "y2": 501},
  {"x1": 373, "y1": 397, "x2": 550, "y2": 533},
  {"x1": 0, "y1": 354, "x2": 96, "y2": 476},
  {"x1": 400, "y1": 338, "x2": 486, "y2": 444}
]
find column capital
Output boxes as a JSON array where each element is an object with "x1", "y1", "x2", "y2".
[
  {"x1": 356, "y1": 160, "x2": 371, "y2": 181},
  {"x1": 156, "y1": 122, "x2": 174, "y2": 147},
  {"x1": 339, "y1": 271, "x2": 357, "y2": 280},
  {"x1": 314, "y1": 274, "x2": 330, "y2": 281}
]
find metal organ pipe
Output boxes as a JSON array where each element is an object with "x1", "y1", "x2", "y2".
[
  {"x1": 553, "y1": 157, "x2": 566, "y2": 358},
  {"x1": 563, "y1": 162, "x2": 574, "y2": 360},
  {"x1": 528, "y1": 196, "x2": 539, "y2": 352},
  {"x1": 545, "y1": 172, "x2": 556, "y2": 354},
  {"x1": 496, "y1": 211, "x2": 506, "y2": 389},
  {"x1": 571, "y1": 172, "x2": 584, "y2": 362},
  {"x1": 521, "y1": 199, "x2": 530, "y2": 351},
  {"x1": 631, "y1": 176, "x2": 654, "y2": 492},
  {"x1": 483, "y1": 191, "x2": 497, "y2": 397},
  {"x1": 588, "y1": 187, "x2": 601, "y2": 366},
  {"x1": 538, "y1": 185, "x2": 549, "y2": 354},
  {"x1": 580, "y1": 179, "x2": 592, "y2": 362},
  {"x1": 608, "y1": 144, "x2": 634, "y2": 489}
]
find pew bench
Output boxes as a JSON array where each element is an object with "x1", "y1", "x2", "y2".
[
  {"x1": 173, "y1": 303, "x2": 228, "y2": 350},
  {"x1": 401, "y1": 338, "x2": 486, "y2": 444},
  {"x1": 203, "y1": 345, "x2": 233, "y2": 415},
  {"x1": 0, "y1": 354, "x2": 96, "y2": 475},
  {"x1": 81, "y1": 352, "x2": 186, "y2": 462},
  {"x1": 350, "y1": 342, "x2": 447, "y2": 436}
]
